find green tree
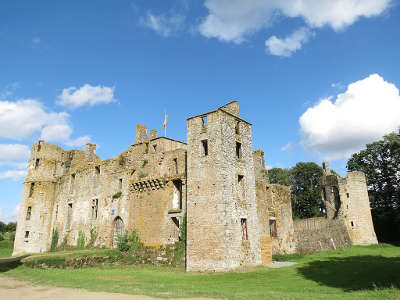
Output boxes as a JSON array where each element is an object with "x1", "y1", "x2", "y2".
[
  {"x1": 268, "y1": 168, "x2": 290, "y2": 186},
  {"x1": 268, "y1": 163, "x2": 325, "y2": 219},
  {"x1": 347, "y1": 132, "x2": 400, "y2": 242},
  {"x1": 290, "y1": 162, "x2": 325, "y2": 219}
]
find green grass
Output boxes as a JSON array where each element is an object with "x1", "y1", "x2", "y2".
[
  {"x1": 1, "y1": 245, "x2": 400, "y2": 299},
  {"x1": 0, "y1": 240, "x2": 13, "y2": 258}
]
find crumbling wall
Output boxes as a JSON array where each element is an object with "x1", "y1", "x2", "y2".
[
  {"x1": 321, "y1": 162, "x2": 377, "y2": 246},
  {"x1": 266, "y1": 184, "x2": 295, "y2": 254},
  {"x1": 293, "y1": 217, "x2": 351, "y2": 253}
]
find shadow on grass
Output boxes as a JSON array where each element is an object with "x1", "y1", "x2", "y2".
[
  {"x1": 0, "y1": 261, "x2": 21, "y2": 273},
  {"x1": 298, "y1": 255, "x2": 400, "y2": 291}
]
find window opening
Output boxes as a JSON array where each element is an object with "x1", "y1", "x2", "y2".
[
  {"x1": 202, "y1": 140, "x2": 208, "y2": 156},
  {"x1": 202, "y1": 116, "x2": 208, "y2": 127},
  {"x1": 25, "y1": 231, "x2": 30, "y2": 239},
  {"x1": 235, "y1": 121, "x2": 240, "y2": 134},
  {"x1": 236, "y1": 142, "x2": 242, "y2": 159},
  {"x1": 26, "y1": 206, "x2": 32, "y2": 220},
  {"x1": 34, "y1": 158, "x2": 40, "y2": 169},
  {"x1": 119, "y1": 178, "x2": 123, "y2": 191},
  {"x1": 172, "y1": 179, "x2": 183, "y2": 210},
  {"x1": 173, "y1": 158, "x2": 178, "y2": 174},
  {"x1": 91, "y1": 199, "x2": 99, "y2": 220},
  {"x1": 153, "y1": 144, "x2": 157, "y2": 152},
  {"x1": 241, "y1": 218, "x2": 248, "y2": 240},
  {"x1": 67, "y1": 203, "x2": 73, "y2": 229},
  {"x1": 269, "y1": 219, "x2": 277, "y2": 237},
  {"x1": 29, "y1": 182, "x2": 35, "y2": 197}
]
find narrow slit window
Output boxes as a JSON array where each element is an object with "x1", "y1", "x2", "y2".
[
  {"x1": 153, "y1": 144, "x2": 157, "y2": 152},
  {"x1": 202, "y1": 116, "x2": 208, "y2": 127},
  {"x1": 241, "y1": 218, "x2": 248, "y2": 240},
  {"x1": 173, "y1": 158, "x2": 178, "y2": 174},
  {"x1": 37, "y1": 142, "x2": 42, "y2": 152},
  {"x1": 67, "y1": 203, "x2": 73, "y2": 229},
  {"x1": 24, "y1": 231, "x2": 30, "y2": 239},
  {"x1": 236, "y1": 142, "x2": 242, "y2": 159},
  {"x1": 145, "y1": 142, "x2": 149, "y2": 154},
  {"x1": 92, "y1": 199, "x2": 99, "y2": 220},
  {"x1": 269, "y1": 219, "x2": 277, "y2": 237},
  {"x1": 346, "y1": 193, "x2": 350, "y2": 198},
  {"x1": 26, "y1": 206, "x2": 32, "y2": 220},
  {"x1": 29, "y1": 182, "x2": 35, "y2": 197},
  {"x1": 235, "y1": 121, "x2": 240, "y2": 134},
  {"x1": 70, "y1": 174, "x2": 75, "y2": 193},
  {"x1": 202, "y1": 140, "x2": 208, "y2": 156},
  {"x1": 119, "y1": 178, "x2": 123, "y2": 191},
  {"x1": 351, "y1": 221, "x2": 354, "y2": 228},
  {"x1": 34, "y1": 158, "x2": 40, "y2": 169}
]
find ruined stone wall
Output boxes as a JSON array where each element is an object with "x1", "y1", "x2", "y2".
[
  {"x1": 14, "y1": 130, "x2": 188, "y2": 255},
  {"x1": 266, "y1": 184, "x2": 295, "y2": 254},
  {"x1": 14, "y1": 141, "x2": 63, "y2": 255},
  {"x1": 321, "y1": 163, "x2": 377, "y2": 246},
  {"x1": 186, "y1": 105, "x2": 262, "y2": 272},
  {"x1": 293, "y1": 217, "x2": 351, "y2": 253}
]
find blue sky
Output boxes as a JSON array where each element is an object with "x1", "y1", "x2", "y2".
[{"x1": 1, "y1": 0, "x2": 400, "y2": 222}]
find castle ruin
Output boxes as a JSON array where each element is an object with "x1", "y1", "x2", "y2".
[{"x1": 13, "y1": 101, "x2": 377, "y2": 271}]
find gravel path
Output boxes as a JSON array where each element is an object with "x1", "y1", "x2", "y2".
[{"x1": 0, "y1": 276, "x2": 215, "y2": 300}]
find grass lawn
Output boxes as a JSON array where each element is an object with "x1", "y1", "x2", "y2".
[
  {"x1": 0, "y1": 240, "x2": 13, "y2": 258},
  {"x1": 1, "y1": 244, "x2": 399, "y2": 299}
]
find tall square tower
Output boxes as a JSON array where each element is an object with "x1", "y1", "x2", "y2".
[{"x1": 186, "y1": 101, "x2": 262, "y2": 271}]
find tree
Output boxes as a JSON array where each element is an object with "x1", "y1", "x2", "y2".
[
  {"x1": 268, "y1": 168, "x2": 290, "y2": 186},
  {"x1": 347, "y1": 132, "x2": 400, "y2": 242},
  {"x1": 268, "y1": 163, "x2": 325, "y2": 219},
  {"x1": 290, "y1": 163, "x2": 325, "y2": 219}
]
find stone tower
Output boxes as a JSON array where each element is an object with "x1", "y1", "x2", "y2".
[
  {"x1": 321, "y1": 162, "x2": 378, "y2": 245},
  {"x1": 186, "y1": 101, "x2": 262, "y2": 272},
  {"x1": 13, "y1": 141, "x2": 60, "y2": 255}
]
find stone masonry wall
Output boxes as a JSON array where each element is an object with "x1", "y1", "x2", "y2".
[
  {"x1": 293, "y1": 217, "x2": 351, "y2": 253},
  {"x1": 186, "y1": 104, "x2": 262, "y2": 272}
]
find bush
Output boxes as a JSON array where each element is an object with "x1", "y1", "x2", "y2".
[
  {"x1": 50, "y1": 229, "x2": 59, "y2": 252},
  {"x1": 77, "y1": 231, "x2": 85, "y2": 249},
  {"x1": 117, "y1": 230, "x2": 143, "y2": 253},
  {"x1": 117, "y1": 233, "x2": 130, "y2": 252}
]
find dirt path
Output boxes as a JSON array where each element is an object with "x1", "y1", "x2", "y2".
[{"x1": 0, "y1": 276, "x2": 215, "y2": 300}]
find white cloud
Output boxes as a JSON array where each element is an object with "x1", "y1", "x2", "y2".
[
  {"x1": 0, "y1": 99, "x2": 90, "y2": 147},
  {"x1": 0, "y1": 169, "x2": 27, "y2": 181},
  {"x1": 65, "y1": 135, "x2": 91, "y2": 147},
  {"x1": 140, "y1": 11, "x2": 185, "y2": 37},
  {"x1": 0, "y1": 144, "x2": 30, "y2": 162},
  {"x1": 57, "y1": 84, "x2": 115, "y2": 109},
  {"x1": 265, "y1": 27, "x2": 314, "y2": 57},
  {"x1": 281, "y1": 142, "x2": 295, "y2": 153},
  {"x1": 199, "y1": 0, "x2": 390, "y2": 43},
  {"x1": 0, "y1": 99, "x2": 68, "y2": 140},
  {"x1": 300, "y1": 74, "x2": 400, "y2": 160}
]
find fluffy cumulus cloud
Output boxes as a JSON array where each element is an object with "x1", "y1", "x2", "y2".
[
  {"x1": 140, "y1": 11, "x2": 185, "y2": 37},
  {"x1": 0, "y1": 99, "x2": 90, "y2": 147},
  {"x1": 0, "y1": 99, "x2": 91, "y2": 181},
  {"x1": 300, "y1": 74, "x2": 400, "y2": 160},
  {"x1": 200, "y1": 0, "x2": 390, "y2": 43},
  {"x1": 0, "y1": 99, "x2": 67, "y2": 140},
  {"x1": 0, "y1": 144, "x2": 30, "y2": 162},
  {"x1": 57, "y1": 84, "x2": 115, "y2": 109},
  {"x1": 266, "y1": 27, "x2": 314, "y2": 57}
]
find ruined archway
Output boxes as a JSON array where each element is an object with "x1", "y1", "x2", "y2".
[{"x1": 112, "y1": 216, "x2": 125, "y2": 248}]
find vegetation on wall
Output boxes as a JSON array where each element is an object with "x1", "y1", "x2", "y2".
[
  {"x1": 269, "y1": 162, "x2": 325, "y2": 219},
  {"x1": 347, "y1": 132, "x2": 400, "y2": 243},
  {"x1": 50, "y1": 229, "x2": 59, "y2": 252},
  {"x1": 77, "y1": 231, "x2": 85, "y2": 249}
]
